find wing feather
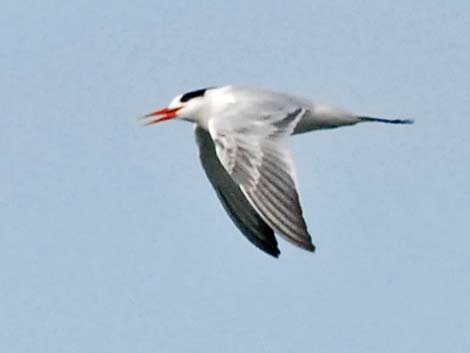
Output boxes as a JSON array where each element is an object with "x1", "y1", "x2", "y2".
[
  {"x1": 194, "y1": 126, "x2": 280, "y2": 257},
  {"x1": 209, "y1": 107, "x2": 315, "y2": 252}
]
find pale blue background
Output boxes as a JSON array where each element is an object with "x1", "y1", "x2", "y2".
[{"x1": 2, "y1": 1, "x2": 469, "y2": 352}]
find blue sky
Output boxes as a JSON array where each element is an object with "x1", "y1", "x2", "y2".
[{"x1": 1, "y1": 1, "x2": 469, "y2": 352}]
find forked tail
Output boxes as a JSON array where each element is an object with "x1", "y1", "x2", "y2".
[{"x1": 359, "y1": 116, "x2": 414, "y2": 125}]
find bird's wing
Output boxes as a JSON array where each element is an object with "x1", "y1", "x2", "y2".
[
  {"x1": 194, "y1": 126, "x2": 280, "y2": 257},
  {"x1": 208, "y1": 105, "x2": 315, "y2": 252}
]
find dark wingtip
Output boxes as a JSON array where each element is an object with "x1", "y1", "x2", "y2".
[
  {"x1": 264, "y1": 241, "x2": 313, "y2": 257},
  {"x1": 257, "y1": 240, "x2": 281, "y2": 258},
  {"x1": 305, "y1": 242, "x2": 316, "y2": 253},
  {"x1": 272, "y1": 249, "x2": 281, "y2": 258},
  {"x1": 294, "y1": 238, "x2": 316, "y2": 253},
  {"x1": 301, "y1": 231, "x2": 316, "y2": 253}
]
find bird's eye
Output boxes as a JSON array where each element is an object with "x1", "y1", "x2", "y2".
[{"x1": 180, "y1": 88, "x2": 208, "y2": 103}]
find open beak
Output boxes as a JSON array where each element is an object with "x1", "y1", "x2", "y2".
[{"x1": 140, "y1": 107, "x2": 181, "y2": 126}]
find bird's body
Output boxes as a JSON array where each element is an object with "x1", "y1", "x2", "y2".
[
  {"x1": 143, "y1": 85, "x2": 412, "y2": 257},
  {"x1": 173, "y1": 86, "x2": 361, "y2": 133}
]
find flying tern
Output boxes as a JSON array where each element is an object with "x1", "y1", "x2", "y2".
[{"x1": 142, "y1": 85, "x2": 413, "y2": 257}]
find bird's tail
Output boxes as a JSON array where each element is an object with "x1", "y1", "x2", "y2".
[{"x1": 359, "y1": 116, "x2": 414, "y2": 125}]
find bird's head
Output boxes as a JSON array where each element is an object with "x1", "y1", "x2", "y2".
[{"x1": 141, "y1": 88, "x2": 210, "y2": 125}]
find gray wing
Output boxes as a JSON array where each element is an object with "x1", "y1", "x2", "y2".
[
  {"x1": 209, "y1": 107, "x2": 315, "y2": 252},
  {"x1": 195, "y1": 126, "x2": 280, "y2": 257}
]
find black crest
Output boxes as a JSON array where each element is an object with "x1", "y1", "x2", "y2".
[{"x1": 180, "y1": 88, "x2": 208, "y2": 103}]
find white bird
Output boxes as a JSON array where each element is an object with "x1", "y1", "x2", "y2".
[{"x1": 142, "y1": 85, "x2": 413, "y2": 257}]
